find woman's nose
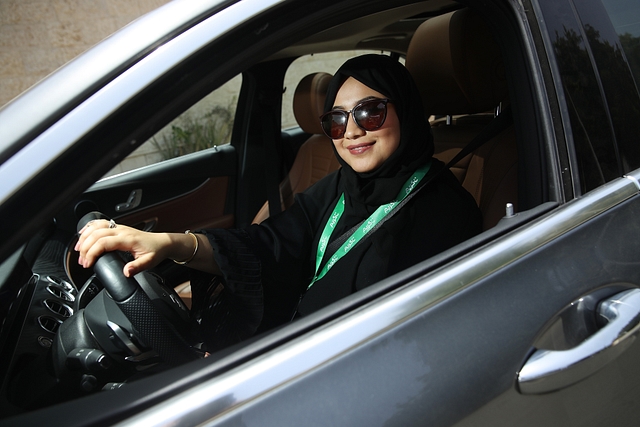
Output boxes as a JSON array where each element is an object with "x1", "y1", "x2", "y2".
[{"x1": 344, "y1": 113, "x2": 365, "y2": 139}]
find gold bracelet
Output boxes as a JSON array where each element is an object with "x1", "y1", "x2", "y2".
[{"x1": 173, "y1": 231, "x2": 199, "y2": 265}]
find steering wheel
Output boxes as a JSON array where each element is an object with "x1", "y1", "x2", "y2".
[{"x1": 77, "y1": 212, "x2": 200, "y2": 366}]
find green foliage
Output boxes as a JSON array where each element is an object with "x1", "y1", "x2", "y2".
[{"x1": 152, "y1": 104, "x2": 234, "y2": 160}]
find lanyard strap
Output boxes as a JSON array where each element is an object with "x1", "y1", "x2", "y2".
[{"x1": 309, "y1": 162, "x2": 430, "y2": 290}]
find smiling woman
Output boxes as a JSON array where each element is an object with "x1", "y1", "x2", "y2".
[{"x1": 284, "y1": 54, "x2": 482, "y2": 316}]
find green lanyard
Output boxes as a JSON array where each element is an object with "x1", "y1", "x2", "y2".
[{"x1": 308, "y1": 162, "x2": 431, "y2": 290}]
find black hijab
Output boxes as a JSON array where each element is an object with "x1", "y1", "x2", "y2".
[{"x1": 323, "y1": 54, "x2": 434, "y2": 208}]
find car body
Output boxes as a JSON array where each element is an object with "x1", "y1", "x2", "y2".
[{"x1": 1, "y1": 0, "x2": 640, "y2": 425}]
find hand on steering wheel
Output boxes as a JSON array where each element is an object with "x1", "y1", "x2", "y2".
[
  {"x1": 75, "y1": 212, "x2": 201, "y2": 365},
  {"x1": 76, "y1": 219, "x2": 171, "y2": 277}
]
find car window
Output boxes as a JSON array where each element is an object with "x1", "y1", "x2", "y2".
[
  {"x1": 595, "y1": 0, "x2": 640, "y2": 172},
  {"x1": 539, "y1": 2, "x2": 620, "y2": 193},
  {"x1": 601, "y1": 0, "x2": 640, "y2": 85},
  {"x1": 104, "y1": 74, "x2": 242, "y2": 177},
  {"x1": 566, "y1": 0, "x2": 640, "y2": 179}
]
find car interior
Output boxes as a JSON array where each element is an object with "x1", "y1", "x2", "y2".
[
  {"x1": 174, "y1": 6, "x2": 522, "y2": 303},
  {"x1": 407, "y1": 7, "x2": 519, "y2": 230},
  {"x1": 0, "y1": 0, "x2": 560, "y2": 419},
  {"x1": 251, "y1": 71, "x2": 341, "y2": 224},
  {"x1": 252, "y1": 7, "x2": 521, "y2": 230}
]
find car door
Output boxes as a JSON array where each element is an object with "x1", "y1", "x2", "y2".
[
  {"x1": 186, "y1": 178, "x2": 640, "y2": 427},
  {"x1": 106, "y1": 0, "x2": 640, "y2": 425},
  {"x1": 450, "y1": 0, "x2": 640, "y2": 423}
]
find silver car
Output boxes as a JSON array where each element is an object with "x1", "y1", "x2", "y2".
[{"x1": 1, "y1": 0, "x2": 640, "y2": 425}]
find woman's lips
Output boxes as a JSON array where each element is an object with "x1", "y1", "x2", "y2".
[{"x1": 347, "y1": 141, "x2": 375, "y2": 155}]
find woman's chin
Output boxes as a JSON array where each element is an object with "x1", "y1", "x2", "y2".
[
  {"x1": 339, "y1": 150, "x2": 384, "y2": 173},
  {"x1": 351, "y1": 162, "x2": 381, "y2": 174}
]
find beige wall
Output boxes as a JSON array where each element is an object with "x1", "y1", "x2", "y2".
[{"x1": 0, "y1": 0, "x2": 172, "y2": 108}]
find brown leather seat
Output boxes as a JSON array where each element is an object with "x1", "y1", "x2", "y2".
[
  {"x1": 405, "y1": 8, "x2": 517, "y2": 230},
  {"x1": 252, "y1": 72, "x2": 340, "y2": 224}
]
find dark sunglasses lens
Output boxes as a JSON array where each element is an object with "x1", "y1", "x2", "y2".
[
  {"x1": 354, "y1": 99, "x2": 387, "y2": 131},
  {"x1": 321, "y1": 112, "x2": 348, "y2": 139}
]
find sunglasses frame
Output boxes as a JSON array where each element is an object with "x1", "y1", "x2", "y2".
[{"x1": 320, "y1": 98, "x2": 391, "y2": 139}]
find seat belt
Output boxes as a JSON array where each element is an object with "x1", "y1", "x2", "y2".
[
  {"x1": 325, "y1": 105, "x2": 514, "y2": 255},
  {"x1": 261, "y1": 109, "x2": 284, "y2": 217}
]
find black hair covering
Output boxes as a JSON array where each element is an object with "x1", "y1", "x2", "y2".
[{"x1": 323, "y1": 54, "x2": 434, "y2": 207}]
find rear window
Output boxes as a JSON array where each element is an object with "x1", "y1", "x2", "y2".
[{"x1": 602, "y1": 0, "x2": 640, "y2": 85}]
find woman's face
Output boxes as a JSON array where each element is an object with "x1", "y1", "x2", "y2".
[{"x1": 331, "y1": 77, "x2": 401, "y2": 173}]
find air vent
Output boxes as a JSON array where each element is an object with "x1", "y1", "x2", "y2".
[
  {"x1": 38, "y1": 316, "x2": 63, "y2": 334},
  {"x1": 46, "y1": 284, "x2": 75, "y2": 302},
  {"x1": 46, "y1": 275, "x2": 75, "y2": 292},
  {"x1": 43, "y1": 299, "x2": 73, "y2": 317}
]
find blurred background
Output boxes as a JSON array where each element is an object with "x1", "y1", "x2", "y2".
[{"x1": 0, "y1": 0, "x2": 171, "y2": 107}]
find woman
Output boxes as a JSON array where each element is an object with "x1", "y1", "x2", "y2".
[{"x1": 76, "y1": 55, "x2": 481, "y2": 349}]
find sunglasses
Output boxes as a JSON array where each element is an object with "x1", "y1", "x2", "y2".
[{"x1": 320, "y1": 98, "x2": 391, "y2": 139}]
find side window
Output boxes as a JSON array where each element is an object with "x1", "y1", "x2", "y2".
[
  {"x1": 540, "y1": 0, "x2": 640, "y2": 193},
  {"x1": 105, "y1": 75, "x2": 242, "y2": 177},
  {"x1": 596, "y1": 0, "x2": 640, "y2": 172},
  {"x1": 601, "y1": 0, "x2": 640, "y2": 85}
]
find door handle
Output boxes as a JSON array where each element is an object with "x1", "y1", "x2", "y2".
[
  {"x1": 115, "y1": 189, "x2": 142, "y2": 213},
  {"x1": 518, "y1": 288, "x2": 640, "y2": 394}
]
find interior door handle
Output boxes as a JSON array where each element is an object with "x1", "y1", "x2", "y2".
[
  {"x1": 518, "y1": 288, "x2": 640, "y2": 394},
  {"x1": 115, "y1": 189, "x2": 142, "y2": 213}
]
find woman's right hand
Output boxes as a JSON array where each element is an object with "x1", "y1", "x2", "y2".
[
  {"x1": 75, "y1": 220, "x2": 219, "y2": 277},
  {"x1": 75, "y1": 220, "x2": 174, "y2": 277}
]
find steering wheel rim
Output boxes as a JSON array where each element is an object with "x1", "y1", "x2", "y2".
[{"x1": 78, "y1": 212, "x2": 200, "y2": 365}]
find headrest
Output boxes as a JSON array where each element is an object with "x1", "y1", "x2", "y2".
[
  {"x1": 293, "y1": 72, "x2": 333, "y2": 134},
  {"x1": 405, "y1": 8, "x2": 507, "y2": 116}
]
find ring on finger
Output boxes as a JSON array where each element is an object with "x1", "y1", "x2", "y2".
[{"x1": 109, "y1": 219, "x2": 117, "y2": 229}]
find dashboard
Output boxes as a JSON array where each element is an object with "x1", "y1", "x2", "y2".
[
  {"x1": 0, "y1": 225, "x2": 79, "y2": 415},
  {"x1": 0, "y1": 216, "x2": 195, "y2": 418}
]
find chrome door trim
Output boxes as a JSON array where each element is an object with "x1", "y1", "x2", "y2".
[
  {"x1": 0, "y1": 0, "x2": 284, "y2": 207},
  {"x1": 117, "y1": 175, "x2": 640, "y2": 427},
  {"x1": 625, "y1": 171, "x2": 640, "y2": 190}
]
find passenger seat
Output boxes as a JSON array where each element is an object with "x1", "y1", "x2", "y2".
[
  {"x1": 405, "y1": 8, "x2": 517, "y2": 230},
  {"x1": 252, "y1": 72, "x2": 340, "y2": 224}
]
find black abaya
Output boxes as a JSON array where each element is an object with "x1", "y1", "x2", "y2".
[{"x1": 190, "y1": 55, "x2": 482, "y2": 350}]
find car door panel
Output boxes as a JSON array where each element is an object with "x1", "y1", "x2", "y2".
[
  {"x1": 58, "y1": 144, "x2": 237, "y2": 233},
  {"x1": 115, "y1": 177, "x2": 234, "y2": 232}
]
